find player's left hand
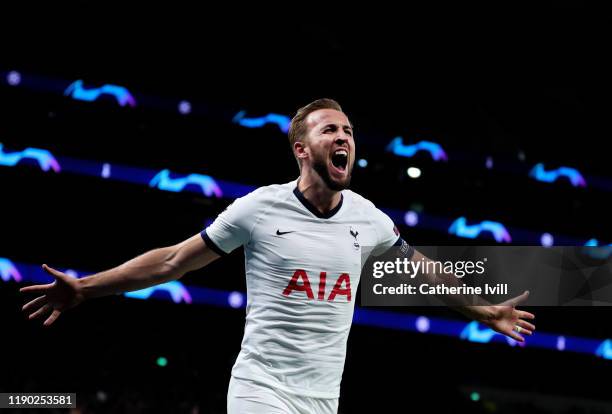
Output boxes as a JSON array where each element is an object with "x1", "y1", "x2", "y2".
[{"x1": 480, "y1": 290, "x2": 535, "y2": 342}]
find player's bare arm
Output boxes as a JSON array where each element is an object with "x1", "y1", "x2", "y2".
[
  {"x1": 20, "y1": 234, "x2": 220, "y2": 326},
  {"x1": 411, "y1": 249, "x2": 536, "y2": 342}
]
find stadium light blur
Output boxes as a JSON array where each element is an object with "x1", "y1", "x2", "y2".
[
  {"x1": 7, "y1": 70, "x2": 21, "y2": 86},
  {"x1": 178, "y1": 100, "x2": 191, "y2": 115},
  {"x1": 0, "y1": 142, "x2": 597, "y2": 245},
  {"x1": 407, "y1": 167, "x2": 421, "y2": 178},
  {"x1": 404, "y1": 211, "x2": 419, "y2": 227},
  {"x1": 9, "y1": 257, "x2": 612, "y2": 361},
  {"x1": 540, "y1": 233, "x2": 554, "y2": 247}
]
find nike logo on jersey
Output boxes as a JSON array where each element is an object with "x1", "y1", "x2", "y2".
[{"x1": 276, "y1": 230, "x2": 296, "y2": 236}]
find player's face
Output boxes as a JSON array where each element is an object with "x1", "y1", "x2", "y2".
[{"x1": 303, "y1": 109, "x2": 355, "y2": 191}]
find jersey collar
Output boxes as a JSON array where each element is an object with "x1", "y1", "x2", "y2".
[{"x1": 293, "y1": 186, "x2": 344, "y2": 219}]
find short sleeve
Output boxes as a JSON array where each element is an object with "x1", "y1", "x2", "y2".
[
  {"x1": 201, "y1": 190, "x2": 263, "y2": 255},
  {"x1": 370, "y1": 208, "x2": 402, "y2": 257}
]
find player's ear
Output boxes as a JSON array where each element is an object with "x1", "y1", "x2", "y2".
[{"x1": 294, "y1": 140, "x2": 309, "y2": 161}]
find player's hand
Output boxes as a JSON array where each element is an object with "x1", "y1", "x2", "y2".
[
  {"x1": 19, "y1": 264, "x2": 86, "y2": 326},
  {"x1": 480, "y1": 290, "x2": 536, "y2": 342}
]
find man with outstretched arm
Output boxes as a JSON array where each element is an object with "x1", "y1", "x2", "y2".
[{"x1": 21, "y1": 98, "x2": 535, "y2": 414}]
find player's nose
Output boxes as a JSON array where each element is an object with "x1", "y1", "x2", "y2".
[{"x1": 334, "y1": 135, "x2": 350, "y2": 147}]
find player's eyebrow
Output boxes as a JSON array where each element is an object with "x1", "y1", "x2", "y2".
[{"x1": 321, "y1": 123, "x2": 354, "y2": 131}]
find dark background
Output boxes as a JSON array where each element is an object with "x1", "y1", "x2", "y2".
[{"x1": 1, "y1": 5, "x2": 611, "y2": 413}]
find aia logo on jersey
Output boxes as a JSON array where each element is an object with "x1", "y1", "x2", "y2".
[
  {"x1": 283, "y1": 270, "x2": 351, "y2": 302},
  {"x1": 350, "y1": 226, "x2": 360, "y2": 250}
]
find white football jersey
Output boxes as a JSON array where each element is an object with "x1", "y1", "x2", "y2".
[{"x1": 202, "y1": 180, "x2": 401, "y2": 398}]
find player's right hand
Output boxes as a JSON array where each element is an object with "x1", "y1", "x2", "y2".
[{"x1": 19, "y1": 264, "x2": 86, "y2": 326}]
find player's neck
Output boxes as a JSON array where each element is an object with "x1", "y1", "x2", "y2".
[{"x1": 297, "y1": 172, "x2": 342, "y2": 215}]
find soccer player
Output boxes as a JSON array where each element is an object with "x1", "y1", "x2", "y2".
[{"x1": 20, "y1": 99, "x2": 535, "y2": 413}]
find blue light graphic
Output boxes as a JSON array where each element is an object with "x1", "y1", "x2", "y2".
[
  {"x1": 8, "y1": 68, "x2": 612, "y2": 195},
  {"x1": 0, "y1": 141, "x2": 595, "y2": 246},
  {"x1": 0, "y1": 143, "x2": 61, "y2": 172},
  {"x1": 7, "y1": 257, "x2": 612, "y2": 360},
  {"x1": 448, "y1": 217, "x2": 512, "y2": 243},
  {"x1": 460, "y1": 321, "x2": 523, "y2": 347},
  {"x1": 8, "y1": 68, "x2": 612, "y2": 196},
  {"x1": 460, "y1": 321, "x2": 498, "y2": 343},
  {"x1": 232, "y1": 110, "x2": 290, "y2": 133},
  {"x1": 149, "y1": 169, "x2": 223, "y2": 198},
  {"x1": 386, "y1": 137, "x2": 448, "y2": 161},
  {"x1": 595, "y1": 339, "x2": 612, "y2": 360},
  {"x1": 529, "y1": 163, "x2": 587, "y2": 187},
  {"x1": 0, "y1": 258, "x2": 22, "y2": 282},
  {"x1": 583, "y1": 239, "x2": 612, "y2": 259},
  {"x1": 585, "y1": 239, "x2": 612, "y2": 247},
  {"x1": 125, "y1": 281, "x2": 192, "y2": 304},
  {"x1": 64, "y1": 80, "x2": 136, "y2": 107}
]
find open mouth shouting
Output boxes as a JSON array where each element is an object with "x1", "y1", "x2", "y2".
[{"x1": 330, "y1": 148, "x2": 349, "y2": 176}]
